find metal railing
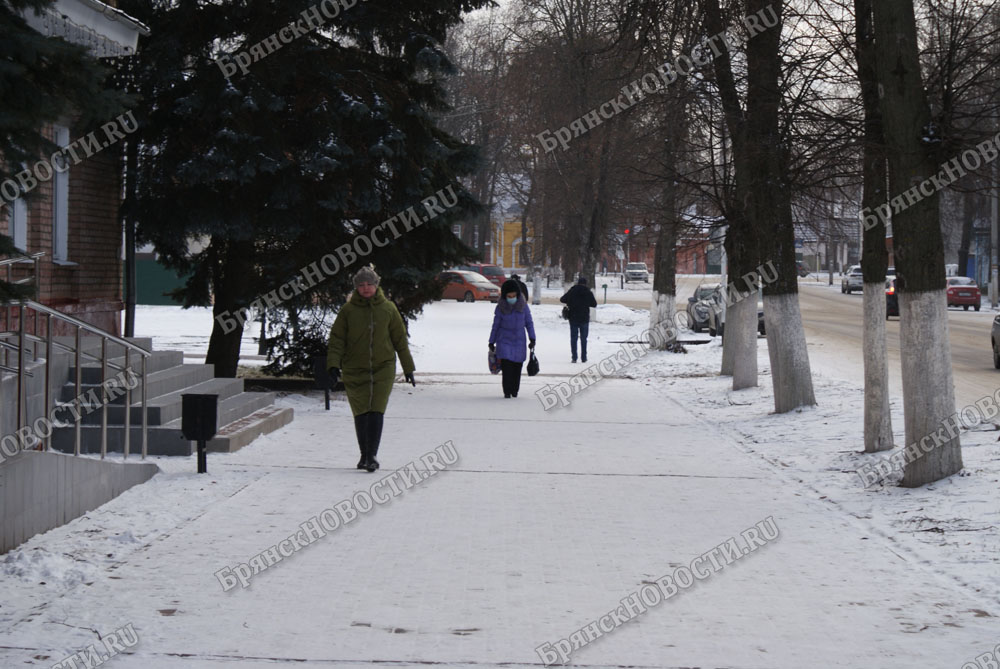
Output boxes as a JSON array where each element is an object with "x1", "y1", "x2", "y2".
[
  {"x1": 1, "y1": 251, "x2": 43, "y2": 294},
  {"x1": 1, "y1": 299, "x2": 151, "y2": 460}
]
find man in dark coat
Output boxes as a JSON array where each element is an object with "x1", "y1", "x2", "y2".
[
  {"x1": 510, "y1": 273, "x2": 530, "y2": 302},
  {"x1": 560, "y1": 276, "x2": 598, "y2": 363}
]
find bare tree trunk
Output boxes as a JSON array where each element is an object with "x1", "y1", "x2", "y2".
[
  {"x1": 650, "y1": 220, "x2": 677, "y2": 348},
  {"x1": 651, "y1": 96, "x2": 685, "y2": 349},
  {"x1": 827, "y1": 236, "x2": 834, "y2": 285},
  {"x1": 700, "y1": 0, "x2": 758, "y2": 387},
  {"x1": 206, "y1": 238, "x2": 254, "y2": 378},
  {"x1": 721, "y1": 221, "x2": 758, "y2": 387},
  {"x1": 855, "y1": 0, "x2": 894, "y2": 453},
  {"x1": 873, "y1": 0, "x2": 962, "y2": 485},
  {"x1": 743, "y1": 0, "x2": 815, "y2": 412}
]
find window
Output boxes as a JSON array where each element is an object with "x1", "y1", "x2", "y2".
[
  {"x1": 10, "y1": 197, "x2": 27, "y2": 250},
  {"x1": 52, "y1": 124, "x2": 70, "y2": 262}
]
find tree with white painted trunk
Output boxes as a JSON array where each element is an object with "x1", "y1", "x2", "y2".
[
  {"x1": 699, "y1": 0, "x2": 760, "y2": 389},
  {"x1": 720, "y1": 223, "x2": 760, "y2": 390},
  {"x1": 854, "y1": 0, "x2": 894, "y2": 453},
  {"x1": 701, "y1": 0, "x2": 815, "y2": 410},
  {"x1": 649, "y1": 91, "x2": 689, "y2": 349},
  {"x1": 871, "y1": 0, "x2": 962, "y2": 486},
  {"x1": 650, "y1": 217, "x2": 678, "y2": 348},
  {"x1": 744, "y1": 0, "x2": 815, "y2": 413}
]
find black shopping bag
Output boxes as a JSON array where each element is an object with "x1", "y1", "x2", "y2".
[{"x1": 526, "y1": 351, "x2": 539, "y2": 376}]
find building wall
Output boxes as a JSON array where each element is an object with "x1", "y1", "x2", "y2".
[
  {"x1": 492, "y1": 219, "x2": 535, "y2": 270},
  {"x1": 676, "y1": 237, "x2": 713, "y2": 274},
  {"x1": 5, "y1": 124, "x2": 123, "y2": 335}
]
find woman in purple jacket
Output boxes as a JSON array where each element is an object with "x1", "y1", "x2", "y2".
[{"x1": 489, "y1": 279, "x2": 537, "y2": 398}]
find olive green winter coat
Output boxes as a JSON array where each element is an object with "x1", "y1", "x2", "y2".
[{"x1": 326, "y1": 287, "x2": 415, "y2": 416}]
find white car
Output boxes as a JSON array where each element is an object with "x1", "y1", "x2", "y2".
[
  {"x1": 624, "y1": 262, "x2": 649, "y2": 282},
  {"x1": 841, "y1": 265, "x2": 863, "y2": 294}
]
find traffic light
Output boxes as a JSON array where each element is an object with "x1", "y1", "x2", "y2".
[{"x1": 624, "y1": 228, "x2": 630, "y2": 235}]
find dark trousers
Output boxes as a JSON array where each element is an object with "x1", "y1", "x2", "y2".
[
  {"x1": 570, "y1": 320, "x2": 589, "y2": 361},
  {"x1": 500, "y1": 359, "x2": 523, "y2": 396}
]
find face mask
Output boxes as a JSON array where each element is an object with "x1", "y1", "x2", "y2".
[{"x1": 506, "y1": 297, "x2": 518, "y2": 305}]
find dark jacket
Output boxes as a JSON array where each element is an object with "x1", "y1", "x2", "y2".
[
  {"x1": 514, "y1": 277, "x2": 529, "y2": 301},
  {"x1": 327, "y1": 287, "x2": 415, "y2": 416},
  {"x1": 489, "y1": 295, "x2": 536, "y2": 363},
  {"x1": 560, "y1": 284, "x2": 598, "y2": 323}
]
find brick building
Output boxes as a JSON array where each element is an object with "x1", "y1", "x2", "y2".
[{"x1": 4, "y1": 0, "x2": 148, "y2": 335}]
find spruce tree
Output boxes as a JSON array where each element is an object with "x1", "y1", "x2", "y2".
[{"x1": 120, "y1": 0, "x2": 489, "y2": 376}]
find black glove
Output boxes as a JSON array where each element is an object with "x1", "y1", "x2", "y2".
[
  {"x1": 405, "y1": 371, "x2": 416, "y2": 386},
  {"x1": 489, "y1": 343, "x2": 495, "y2": 352},
  {"x1": 327, "y1": 367, "x2": 340, "y2": 386},
  {"x1": 529, "y1": 339, "x2": 536, "y2": 349}
]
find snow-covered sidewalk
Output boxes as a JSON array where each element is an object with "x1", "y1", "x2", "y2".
[{"x1": 0, "y1": 302, "x2": 997, "y2": 668}]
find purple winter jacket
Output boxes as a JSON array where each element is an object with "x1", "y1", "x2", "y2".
[{"x1": 489, "y1": 296, "x2": 536, "y2": 363}]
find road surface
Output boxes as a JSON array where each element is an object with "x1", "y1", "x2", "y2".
[{"x1": 578, "y1": 274, "x2": 1000, "y2": 410}]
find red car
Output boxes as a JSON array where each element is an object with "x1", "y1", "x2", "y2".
[
  {"x1": 946, "y1": 276, "x2": 981, "y2": 311},
  {"x1": 438, "y1": 270, "x2": 500, "y2": 302},
  {"x1": 456, "y1": 263, "x2": 506, "y2": 287}
]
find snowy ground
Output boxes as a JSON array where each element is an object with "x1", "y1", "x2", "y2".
[{"x1": 0, "y1": 299, "x2": 997, "y2": 668}]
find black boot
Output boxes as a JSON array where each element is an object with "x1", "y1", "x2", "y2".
[
  {"x1": 353, "y1": 413, "x2": 368, "y2": 469},
  {"x1": 365, "y1": 412, "x2": 384, "y2": 472}
]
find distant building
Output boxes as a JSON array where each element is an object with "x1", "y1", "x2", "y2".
[{"x1": 491, "y1": 219, "x2": 534, "y2": 271}]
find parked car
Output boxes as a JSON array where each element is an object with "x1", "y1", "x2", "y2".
[
  {"x1": 438, "y1": 270, "x2": 500, "y2": 302},
  {"x1": 795, "y1": 261, "x2": 810, "y2": 277},
  {"x1": 992, "y1": 315, "x2": 1000, "y2": 369},
  {"x1": 624, "y1": 262, "x2": 649, "y2": 282},
  {"x1": 885, "y1": 278, "x2": 898, "y2": 318},
  {"x1": 686, "y1": 283, "x2": 722, "y2": 332},
  {"x1": 455, "y1": 263, "x2": 506, "y2": 288},
  {"x1": 946, "y1": 276, "x2": 981, "y2": 311},
  {"x1": 841, "y1": 265, "x2": 863, "y2": 294},
  {"x1": 707, "y1": 289, "x2": 766, "y2": 338}
]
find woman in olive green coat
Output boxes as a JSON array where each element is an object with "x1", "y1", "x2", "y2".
[{"x1": 327, "y1": 267, "x2": 415, "y2": 472}]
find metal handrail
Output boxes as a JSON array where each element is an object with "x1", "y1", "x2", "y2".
[
  {"x1": 12, "y1": 300, "x2": 151, "y2": 355},
  {"x1": 0, "y1": 299, "x2": 151, "y2": 461},
  {"x1": 0, "y1": 252, "x2": 45, "y2": 268},
  {"x1": 15, "y1": 331, "x2": 136, "y2": 373}
]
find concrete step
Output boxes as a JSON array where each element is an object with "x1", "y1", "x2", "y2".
[
  {"x1": 207, "y1": 405, "x2": 295, "y2": 453},
  {"x1": 50, "y1": 422, "x2": 196, "y2": 457},
  {"x1": 71, "y1": 377, "x2": 245, "y2": 426},
  {"x1": 69, "y1": 349, "x2": 184, "y2": 383},
  {"x1": 50, "y1": 390, "x2": 283, "y2": 456},
  {"x1": 157, "y1": 391, "x2": 278, "y2": 434},
  {"x1": 58, "y1": 364, "x2": 215, "y2": 403}
]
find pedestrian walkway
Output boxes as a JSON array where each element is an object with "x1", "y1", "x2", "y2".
[{"x1": 0, "y1": 370, "x2": 993, "y2": 668}]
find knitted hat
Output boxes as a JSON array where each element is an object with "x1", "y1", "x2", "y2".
[
  {"x1": 353, "y1": 266, "x2": 380, "y2": 288},
  {"x1": 577, "y1": 276, "x2": 588, "y2": 286}
]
